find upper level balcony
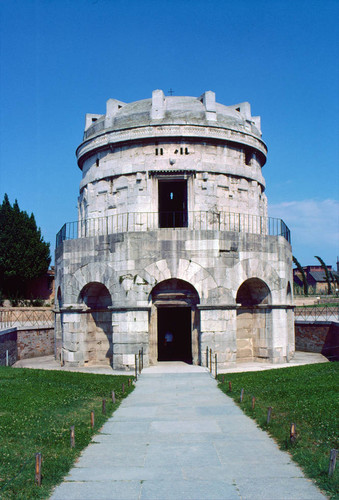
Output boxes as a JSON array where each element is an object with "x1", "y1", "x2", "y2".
[{"x1": 56, "y1": 211, "x2": 291, "y2": 248}]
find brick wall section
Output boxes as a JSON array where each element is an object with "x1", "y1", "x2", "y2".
[
  {"x1": 0, "y1": 329, "x2": 18, "y2": 366},
  {"x1": 295, "y1": 322, "x2": 339, "y2": 361},
  {"x1": 16, "y1": 327, "x2": 54, "y2": 359}
]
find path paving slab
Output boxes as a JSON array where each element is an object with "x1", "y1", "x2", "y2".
[{"x1": 50, "y1": 370, "x2": 326, "y2": 500}]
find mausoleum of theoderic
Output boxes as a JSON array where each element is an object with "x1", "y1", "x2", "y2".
[{"x1": 55, "y1": 90, "x2": 294, "y2": 369}]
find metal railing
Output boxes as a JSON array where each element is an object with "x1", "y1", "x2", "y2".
[
  {"x1": 294, "y1": 306, "x2": 339, "y2": 322},
  {"x1": 56, "y1": 211, "x2": 290, "y2": 247},
  {"x1": 0, "y1": 308, "x2": 54, "y2": 329}
]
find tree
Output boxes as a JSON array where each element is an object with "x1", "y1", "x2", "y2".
[
  {"x1": 314, "y1": 255, "x2": 332, "y2": 295},
  {"x1": 0, "y1": 194, "x2": 51, "y2": 297},
  {"x1": 293, "y1": 256, "x2": 308, "y2": 296}
]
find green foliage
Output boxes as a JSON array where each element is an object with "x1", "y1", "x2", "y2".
[
  {"x1": 293, "y1": 255, "x2": 308, "y2": 296},
  {"x1": 218, "y1": 363, "x2": 339, "y2": 498},
  {"x1": 315, "y1": 255, "x2": 332, "y2": 295},
  {"x1": 0, "y1": 194, "x2": 51, "y2": 298},
  {"x1": 0, "y1": 368, "x2": 134, "y2": 499}
]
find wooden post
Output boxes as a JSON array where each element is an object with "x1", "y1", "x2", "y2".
[
  {"x1": 206, "y1": 346, "x2": 209, "y2": 368},
  {"x1": 102, "y1": 399, "x2": 106, "y2": 414},
  {"x1": 240, "y1": 388, "x2": 244, "y2": 402},
  {"x1": 141, "y1": 347, "x2": 144, "y2": 370},
  {"x1": 228, "y1": 381, "x2": 232, "y2": 392},
  {"x1": 6, "y1": 350, "x2": 9, "y2": 366},
  {"x1": 128, "y1": 378, "x2": 131, "y2": 387},
  {"x1": 70, "y1": 426, "x2": 75, "y2": 448},
  {"x1": 267, "y1": 406, "x2": 272, "y2": 424},
  {"x1": 215, "y1": 354, "x2": 217, "y2": 379},
  {"x1": 135, "y1": 354, "x2": 138, "y2": 380},
  {"x1": 252, "y1": 396, "x2": 256, "y2": 410},
  {"x1": 122, "y1": 383, "x2": 125, "y2": 394},
  {"x1": 222, "y1": 375, "x2": 225, "y2": 383},
  {"x1": 111, "y1": 390, "x2": 115, "y2": 404},
  {"x1": 328, "y1": 449, "x2": 337, "y2": 477},
  {"x1": 290, "y1": 423, "x2": 296, "y2": 442},
  {"x1": 90, "y1": 410, "x2": 95, "y2": 429},
  {"x1": 35, "y1": 452, "x2": 42, "y2": 486},
  {"x1": 209, "y1": 349, "x2": 212, "y2": 373}
]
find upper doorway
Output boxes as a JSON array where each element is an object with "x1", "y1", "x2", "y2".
[{"x1": 158, "y1": 179, "x2": 188, "y2": 228}]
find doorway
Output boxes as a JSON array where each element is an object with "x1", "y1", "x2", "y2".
[
  {"x1": 157, "y1": 307, "x2": 192, "y2": 363},
  {"x1": 158, "y1": 179, "x2": 188, "y2": 228}
]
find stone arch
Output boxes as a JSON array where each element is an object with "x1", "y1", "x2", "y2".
[
  {"x1": 148, "y1": 278, "x2": 201, "y2": 365},
  {"x1": 233, "y1": 258, "x2": 282, "y2": 303},
  {"x1": 286, "y1": 281, "x2": 292, "y2": 305},
  {"x1": 57, "y1": 286, "x2": 62, "y2": 309},
  {"x1": 236, "y1": 278, "x2": 272, "y2": 362},
  {"x1": 286, "y1": 281, "x2": 294, "y2": 359},
  {"x1": 78, "y1": 282, "x2": 113, "y2": 366},
  {"x1": 144, "y1": 258, "x2": 217, "y2": 302},
  {"x1": 236, "y1": 278, "x2": 272, "y2": 306}
]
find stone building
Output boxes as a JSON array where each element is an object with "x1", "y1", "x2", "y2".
[{"x1": 55, "y1": 90, "x2": 294, "y2": 369}]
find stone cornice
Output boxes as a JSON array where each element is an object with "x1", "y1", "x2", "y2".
[{"x1": 76, "y1": 124, "x2": 267, "y2": 168}]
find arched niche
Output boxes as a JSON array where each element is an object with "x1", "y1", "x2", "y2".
[
  {"x1": 78, "y1": 282, "x2": 113, "y2": 366},
  {"x1": 236, "y1": 278, "x2": 271, "y2": 306},
  {"x1": 149, "y1": 279, "x2": 200, "y2": 366},
  {"x1": 236, "y1": 278, "x2": 272, "y2": 362}
]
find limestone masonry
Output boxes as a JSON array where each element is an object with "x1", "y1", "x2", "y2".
[{"x1": 55, "y1": 90, "x2": 294, "y2": 369}]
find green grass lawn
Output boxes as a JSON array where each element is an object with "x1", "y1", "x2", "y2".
[
  {"x1": 218, "y1": 362, "x2": 339, "y2": 499},
  {"x1": 0, "y1": 367, "x2": 134, "y2": 499}
]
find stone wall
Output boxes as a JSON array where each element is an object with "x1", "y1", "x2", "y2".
[
  {"x1": 0, "y1": 326, "x2": 54, "y2": 364},
  {"x1": 295, "y1": 322, "x2": 339, "y2": 361}
]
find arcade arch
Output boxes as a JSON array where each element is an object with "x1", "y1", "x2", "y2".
[
  {"x1": 236, "y1": 278, "x2": 272, "y2": 361},
  {"x1": 78, "y1": 282, "x2": 113, "y2": 366},
  {"x1": 149, "y1": 279, "x2": 200, "y2": 365}
]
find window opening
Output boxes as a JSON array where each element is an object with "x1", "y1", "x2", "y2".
[
  {"x1": 155, "y1": 148, "x2": 158, "y2": 155},
  {"x1": 96, "y1": 158, "x2": 99, "y2": 167},
  {"x1": 160, "y1": 148, "x2": 163, "y2": 155},
  {"x1": 185, "y1": 147, "x2": 189, "y2": 155},
  {"x1": 158, "y1": 179, "x2": 188, "y2": 228}
]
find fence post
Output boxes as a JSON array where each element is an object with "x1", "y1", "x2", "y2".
[
  {"x1": 267, "y1": 406, "x2": 272, "y2": 424},
  {"x1": 135, "y1": 354, "x2": 138, "y2": 380},
  {"x1": 215, "y1": 354, "x2": 217, "y2": 379},
  {"x1": 209, "y1": 349, "x2": 212, "y2": 373},
  {"x1": 70, "y1": 426, "x2": 75, "y2": 448},
  {"x1": 290, "y1": 423, "x2": 296, "y2": 442},
  {"x1": 35, "y1": 452, "x2": 42, "y2": 486},
  {"x1": 240, "y1": 388, "x2": 244, "y2": 402},
  {"x1": 206, "y1": 346, "x2": 209, "y2": 368},
  {"x1": 102, "y1": 399, "x2": 106, "y2": 414},
  {"x1": 328, "y1": 449, "x2": 337, "y2": 477},
  {"x1": 90, "y1": 411, "x2": 95, "y2": 429},
  {"x1": 111, "y1": 390, "x2": 116, "y2": 404},
  {"x1": 6, "y1": 350, "x2": 9, "y2": 366}
]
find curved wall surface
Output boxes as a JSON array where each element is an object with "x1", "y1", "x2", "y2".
[{"x1": 55, "y1": 90, "x2": 294, "y2": 369}]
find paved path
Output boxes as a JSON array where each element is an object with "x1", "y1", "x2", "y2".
[{"x1": 50, "y1": 366, "x2": 325, "y2": 500}]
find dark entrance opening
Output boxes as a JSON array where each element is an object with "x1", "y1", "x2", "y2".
[
  {"x1": 157, "y1": 307, "x2": 192, "y2": 363},
  {"x1": 158, "y1": 179, "x2": 188, "y2": 228}
]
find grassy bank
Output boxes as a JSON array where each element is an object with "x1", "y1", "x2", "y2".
[
  {"x1": 218, "y1": 362, "x2": 339, "y2": 499},
  {"x1": 0, "y1": 368, "x2": 134, "y2": 499}
]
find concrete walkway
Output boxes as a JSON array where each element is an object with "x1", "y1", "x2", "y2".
[{"x1": 50, "y1": 366, "x2": 326, "y2": 500}]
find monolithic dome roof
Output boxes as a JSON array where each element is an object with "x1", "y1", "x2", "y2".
[{"x1": 83, "y1": 91, "x2": 262, "y2": 140}]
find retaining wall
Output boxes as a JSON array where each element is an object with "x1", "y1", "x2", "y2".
[{"x1": 295, "y1": 322, "x2": 339, "y2": 361}]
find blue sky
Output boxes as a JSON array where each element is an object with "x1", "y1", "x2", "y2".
[{"x1": 0, "y1": 0, "x2": 338, "y2": 267}]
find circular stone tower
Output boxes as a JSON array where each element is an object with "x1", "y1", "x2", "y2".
[{"x1": 55, "y1": 90, "x2": 294, "y2": 369}]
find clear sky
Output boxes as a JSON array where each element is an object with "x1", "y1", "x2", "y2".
[{"x1": 0, "y1": 0, "x2": 338, "y2": 267}]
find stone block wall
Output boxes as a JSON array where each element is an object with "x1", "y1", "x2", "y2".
[{"x1": 16, "y1": 326, "x2": 54, "y2": 359}]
